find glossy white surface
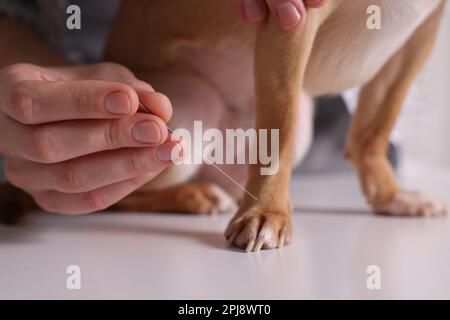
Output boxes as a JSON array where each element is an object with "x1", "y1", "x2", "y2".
[{"x1": 0, "y1": 172, "x2": 449, "y2": 299}]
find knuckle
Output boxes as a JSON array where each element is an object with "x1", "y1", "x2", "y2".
[
  {"x1": 59, "y1": 162, "x2": 88, "y2": 192},
  {"x1": 104, "y1": 121, "x2": 122, "y2": 149},
  {"x1": 30, "y1": 128, "x2": 61, "y2": 163},
  {"x1": 9, "y1": 83, "x2": 36, "y2": 124},
  {"x1": 71, "y1": 84, "x2": 91, "y2": 116},
  {"x1": 84, "y1": 191, "x2": 110, "y2": 212}
]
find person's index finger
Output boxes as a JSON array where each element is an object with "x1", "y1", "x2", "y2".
[{"x1": 4, "y1": 79, "x2": 139, "y2": 124}]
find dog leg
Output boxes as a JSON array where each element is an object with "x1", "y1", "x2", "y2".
[
  {"x1": 345, "y1": 3, "x2": 447, "y2": 217},
  {"x1": 225, "y1": 11, "x2": 323, "y2": 251}
]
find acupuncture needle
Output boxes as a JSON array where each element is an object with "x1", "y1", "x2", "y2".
[
  {"x1": 138, "y1": 102, "x2": 174, "y2": 134},
  {"x1": 138, "y1": 102, "x2": 258, "y2": 201}
]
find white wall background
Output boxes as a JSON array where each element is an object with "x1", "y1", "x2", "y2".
[{"x1": 398, "y1": 3, "x2": 450, "y2": 175}]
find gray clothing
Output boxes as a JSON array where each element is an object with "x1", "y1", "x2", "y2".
[{"x1": 0, "y1": 0, "x2": 121, "y2": 62}]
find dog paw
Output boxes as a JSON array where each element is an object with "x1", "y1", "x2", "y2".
[
  {"x1": 176, "y1": 183, "x2": 238, "y2": 214},
  {"x1": 375, "y1": 190, "x2": 448, "y2": 217},
  {"x1": 224, "y1": 208, "x2": 292, "y2": 252}
]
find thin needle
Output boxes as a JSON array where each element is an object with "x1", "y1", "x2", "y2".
[
  {"x1": 139, "y1": 103, "x2": 173, "y2": 133},
  {"x1": 203, "y1": 157, "x2": 258, "y2": 201},
  {"x1": 138, "y1": 102, "x2": 258, "y2": 201}
]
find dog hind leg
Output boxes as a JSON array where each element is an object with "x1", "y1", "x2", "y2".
[{"x1": 345, "y1": 3, "x2": 447, "y2": 217}]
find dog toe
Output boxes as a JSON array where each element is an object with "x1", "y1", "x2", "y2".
[{"x1": 375, "y1": 190, "x2": 447, "y2": 217}]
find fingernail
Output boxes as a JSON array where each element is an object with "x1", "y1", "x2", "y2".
[
  {"x1": 156, "y1": 143, "x2": 183, "y2": 162},
  {"x1": 132, "y1": 121, "x2": 162, "y2": 144},
  {"x1": 243, "y1": 0, "x2": 265, "y2": 22},
  {"x1": 105, "y1": 92, "x2": 131, "y2": 114},
  {"x1": 275, "y1": 2, "x2": 302, "y2": 29}
]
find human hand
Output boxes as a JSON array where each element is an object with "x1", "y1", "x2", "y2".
[
  {"x1": 235, "y1": 0, "x2": 326, "y2": 31},
  {"x1": 0, "y1": 63, "x2": 182, "y2": 214}
]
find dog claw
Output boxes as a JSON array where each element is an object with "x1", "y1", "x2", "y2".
[
  {"x1": 245, "y1": 239, "x2": 256, "y2": 252},
  {"x1": 225, "y1": 209, "x2": 292, "y2": 252},
  {"x1": 278, "y1": 232, "x2": 286, "y2": 248},
  {"x1": 254, "y1": 239, "x2": 264, "y2": 252},
  {"x1": 227, "y1": 231, "x2": 239, "y2": 246}
]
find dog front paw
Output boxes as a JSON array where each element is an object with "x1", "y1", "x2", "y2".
[
  {"x1": 375, "y1": 189, "x2": 448, "y2": 217},
  {"x1": 224, "y1": 208, "x2": 292, "y2": 252}
]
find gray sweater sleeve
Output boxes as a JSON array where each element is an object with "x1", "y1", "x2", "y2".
[{"x1": 0, "y1": 0, "x2": 39, "y2": 23}]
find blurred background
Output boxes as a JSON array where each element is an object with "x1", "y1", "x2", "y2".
[
  {"x1": 399, "y1": 3, "x2": 450, "y2": 174},
  {"x1": 301, "y1": 3, "x2": 450, "y2": 178}
]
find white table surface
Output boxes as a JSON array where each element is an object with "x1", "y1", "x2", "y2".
[{"x1": 1, "y1": 172, "x2": 449, "y2": 299}]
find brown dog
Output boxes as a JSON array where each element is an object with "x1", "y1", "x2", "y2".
[
  {"x1": 103, "y1": 0, "x2": 448, "y2": 252},
  {"x1": 1, "y1": 0, "x2": 447, "y2": 251}
]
